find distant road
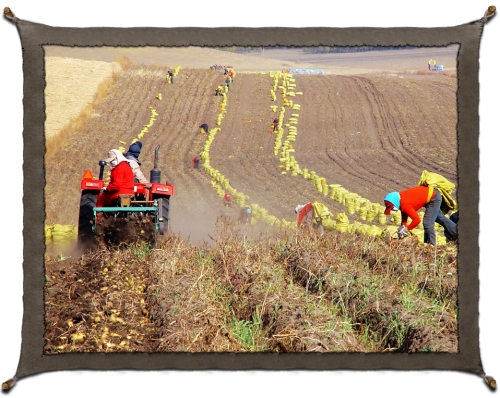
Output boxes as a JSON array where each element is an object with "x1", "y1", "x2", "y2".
[{"x1": 45, "y1": 45, "x2": 458, "y2": 75}]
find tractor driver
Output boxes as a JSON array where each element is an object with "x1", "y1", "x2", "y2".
[{"x1": 96, "y1": 149, "x2": 135, "y2": 208}]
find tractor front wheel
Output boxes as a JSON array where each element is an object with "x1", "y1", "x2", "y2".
[{"x1": 77, "y1": 191, "x2": 98, "y2": 251}]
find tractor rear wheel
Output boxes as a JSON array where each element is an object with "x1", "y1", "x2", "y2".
[
  {"x1": 77, "y1": 191, "x2": 98, "y2": 251},
  {"x1": 155, "y1": 195, "x2": 170, "y2": 235}
]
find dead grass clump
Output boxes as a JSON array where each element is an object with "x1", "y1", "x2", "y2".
[
  {"x1": 147, "y1": 219, "x2": 363, "y2": 352},
  {"x1": 150, "y1": 222, "x2": 395, "y2": 352}
]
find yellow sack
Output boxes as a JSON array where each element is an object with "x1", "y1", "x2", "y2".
[
  {"x1": 335, "y1": 213, "x2": 349, "y2": 232},
  {"x1": 312, "y1": 201, "x2": 333, "y2": 221},
  {"x1": 53, "y1": 224, "x2": 74, "y2": 233},
  {"x1": 45, "y1": 225, "x2": 53, "y2": 240},
  {"x1": 367, "y1": 225, "x2": 382, "y2": 237},
  {"x1": 418, "y1": 170, "x2": 457, "y2": 212}
]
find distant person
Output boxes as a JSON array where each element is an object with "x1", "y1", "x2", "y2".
[
  {"x1": 383, "y1": 186, "x2": 457, "y2": 244},
  {"x1": 199, "y1": 123, "x2": 209, "y2": 134},
  {"x1": 123, "y1": 141, "x2": 151, "y2": 187},
  {"x1": 239, "y1": 206, "x2": 252, "y2": 224},
  {"x1": 225, "y1": 77, "x2": 231, "y2": 91},
  {"x1": 96, "y1": 149, "x2": 135, "y2": 208},
  {"x1": 223, "y1": 192, "x2": 233, "y2": 207},
  {"x1": 215, "y1": 85, "x2": 223, "y2": 96},
  {"x1": 229, "y1": 69, "x2": 235, "y2": 82},
  {"x1": 168, "y1": 70, "x2": 174, "y2": 84},
  {"x1": 272, "y1": 117, "x2": 279, "y2": 132},
  {"x1": 191, "y1": 156, "x2": 200, "y2": 169}
]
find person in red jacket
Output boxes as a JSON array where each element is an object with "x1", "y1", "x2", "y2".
[
  {"x1": 383, "y1": 185, "x2": 457, "y2": 245},
  {"x1": 96, "y1": 149, "x2": 135, "y2": 208},
  {"x1": 223, "y1": 192, "x2": 233, "y2": 207}
]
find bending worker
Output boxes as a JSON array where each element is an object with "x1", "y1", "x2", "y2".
[
  {"x1": 295, "y1": 201, "x2": 332, "y2": 235},
  {"x1": 383, "y1": 185, "x2": 457, "y2": 244},
  {"x1": 199, "y1": 123, "x2": 209, "y2": 134}
]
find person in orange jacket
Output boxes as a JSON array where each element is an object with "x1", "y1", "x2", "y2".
[{"x1": 383, "y1": 185, "x2": 457, "y2": 244}]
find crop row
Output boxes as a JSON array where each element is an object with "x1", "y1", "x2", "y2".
[
  {"x1": 267, "y1": 71, "x2": 448, "y2": 244},
  {"x1": 199, "y1": 69, "x2": 447, "y2": 244}
]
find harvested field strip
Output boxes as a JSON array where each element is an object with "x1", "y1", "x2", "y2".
[
  {"x1": 45, "y1": 57, "x2": 120, "y2": 139},
  {"x1": 353, "y1": 76, "x2": 455, "y2": 179},
  {"x1": 212, "y1": 75, "x2": 286, "y2": 191},
  {"x1": 331, "y1": 87, "x2": 424, "y2": 189},
  {"x1": 185, "y1": 69, "x2": 450, "y2": 243},
  {"x1": 206, "y1": 72, "x2": 319, "y2": 222},
  {"x1": 293, "y1": 74, "x2": 457, "y2": 192},
  {"x1": 268, "y1": 73, "x2": 399, "y2": 235},
  {"x1": 276, "y1": 74, "x2": 404, "y2": 211},
  {"x1": 201, "y1": 70, "x2": 375, "y2": 236},
  {"x1": 44, "y1": 246, "x2": 159, "y2": 353}
]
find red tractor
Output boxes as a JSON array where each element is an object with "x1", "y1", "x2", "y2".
[{"x1": 77, "y1": 145, "x2": 174, "y2": 250}]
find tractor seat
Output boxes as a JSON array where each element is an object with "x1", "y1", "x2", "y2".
[{"x1": 118, "y1": 194, "x2": 135, "y2": 207}]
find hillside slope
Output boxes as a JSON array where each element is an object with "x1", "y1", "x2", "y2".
[{"x1": 45, "y1": 65, "x2": 457, "y2": 244}]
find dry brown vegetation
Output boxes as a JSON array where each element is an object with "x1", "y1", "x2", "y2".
[{"x1": 44, "y1": 218, "x2": 457, "y2": 353}]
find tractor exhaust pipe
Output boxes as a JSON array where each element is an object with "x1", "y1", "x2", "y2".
[
  {"x1": 150, "y1": 145, "x2": 161, "y2": 183},
  {"x1": 98, "y1": 160, "x2": 107, "y2": 181}
]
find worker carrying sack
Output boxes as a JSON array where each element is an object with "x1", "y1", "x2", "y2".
[{"x1": 418, "y1": 170, "x2": 458, "y2": 213}]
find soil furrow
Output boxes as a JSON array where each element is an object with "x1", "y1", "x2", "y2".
[{"x1": 46, "y1": 64, "x2": 458, "y2": 236}]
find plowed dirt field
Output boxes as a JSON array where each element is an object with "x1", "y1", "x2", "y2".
[{"x1": 45, "y1": 46, "x2": 457, "y2": 245}]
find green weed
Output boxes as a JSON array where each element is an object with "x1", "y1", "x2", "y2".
[{"x1": 130, "y1": 243, "x2": 153, "y2": 259}]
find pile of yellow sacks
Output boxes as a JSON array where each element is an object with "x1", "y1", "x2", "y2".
[{"x1": 46, "y1": 224, "x2": 77, "y2": 249}]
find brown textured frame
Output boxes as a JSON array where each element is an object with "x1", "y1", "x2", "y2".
[{"x1": 2, "y1": 7, "x2": 496, "y2": 388}]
